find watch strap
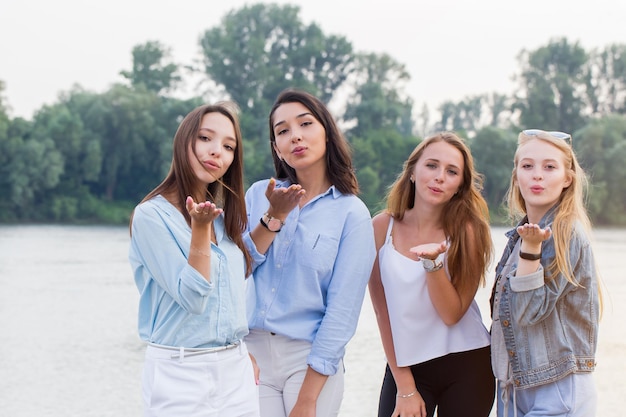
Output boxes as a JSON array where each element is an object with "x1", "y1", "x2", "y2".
[{"x1": 519, "y1": 251, "x2": 541, "y2": 260}]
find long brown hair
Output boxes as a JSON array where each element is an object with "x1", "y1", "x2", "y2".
[
  {"x1": 386, "y1": 132, "x2": 493, "y2": 293},
  {"x1": 130, "y1": 102, "x2": 252, "y2": 272},
  {"x1": 268, "y1": 88, "x2": 359, "y2": 195}
]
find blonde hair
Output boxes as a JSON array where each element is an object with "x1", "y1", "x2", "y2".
[
  {"x1": 506, "y1": 130, "x2": 591, "y2": 286},
  {"x1": 386, "y1": 132, "x2": 493, "y2": 294}
]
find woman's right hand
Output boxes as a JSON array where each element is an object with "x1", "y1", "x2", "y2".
[
  {"x1": 264, "y1": 177, "x2": 306, "y2": 217},
  {"x1": 392, "y1": 390, "x2": 427, "y2": 417}
]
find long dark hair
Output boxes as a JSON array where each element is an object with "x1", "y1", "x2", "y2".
[{"x1": 268, "y1": 88, "x2": 359, "y2": 195}]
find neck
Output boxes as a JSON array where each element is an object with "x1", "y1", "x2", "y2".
[{"x1": 402, "y1": 206, "x2": 443, "y2": 231}]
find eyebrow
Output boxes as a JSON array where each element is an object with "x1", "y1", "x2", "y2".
[
  {"x1": 425, "y1": 158, "x2": 461, "y2": 171},
  {"x1": 272, "y1": 112, "x2": 313, "y2": 130},
  {"x1": 198, "y1": 127, "x2": 236, "y2": 143}
]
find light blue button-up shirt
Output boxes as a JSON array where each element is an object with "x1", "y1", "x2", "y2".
[
  {"x1": 244, "y1": 179, "x2": 376, "y2": 376},
  {"x1": 129, "y1": 195, "x2": 248, "y2": 348}
]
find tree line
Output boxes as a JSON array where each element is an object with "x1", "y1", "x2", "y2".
[{"x1": 1, "y1": 3, "x2": 625, "y2": 225}]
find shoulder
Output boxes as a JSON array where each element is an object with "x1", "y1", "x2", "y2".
[
  {"x1": 372, "y1": 212, "x2": 392, "y2": 247},
  {"x1": 134, "y1": 195, "x2": 171, "y2": 218}
]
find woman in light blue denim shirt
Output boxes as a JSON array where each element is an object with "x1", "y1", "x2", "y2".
[
  {"x1": 129, "y1": 103, "x2": 260, "y2": 416},
  {"x1": 243, "y1": 89, "x2": 376, "y2": 417},
  {"x1": 490, "y1": 129, "x2": 601, "y2": 417}
]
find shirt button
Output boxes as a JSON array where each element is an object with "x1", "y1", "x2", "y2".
[
  {"x1": 509, "y1": 350, "x2": 515, "y2": 357},
  {"x1": 502, "y1": 320, "x2": 509, "y2": 327}
]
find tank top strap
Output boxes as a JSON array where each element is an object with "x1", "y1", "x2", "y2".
[{"x1": 385, "y1": 216, "x2": 394, "y2": 244}]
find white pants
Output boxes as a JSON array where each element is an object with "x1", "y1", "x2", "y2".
[
  {"x1": 245, "y1": 329, "x2": 344, "y2": 417},
  {"x1": 142, "y1": 342, "x2": 260, "y2": 417}
]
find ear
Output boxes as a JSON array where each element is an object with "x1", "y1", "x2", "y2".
[
  {"x1": 563, "y1": 173, "x2": 573, "y2": 189},
  {"x1": 272, "y1": 142, "x2": 282, "y2": 160}
]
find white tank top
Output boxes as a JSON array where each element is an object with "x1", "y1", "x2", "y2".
[{"x1": 379, "y1": 217, "x2": 490, "y2": 367}]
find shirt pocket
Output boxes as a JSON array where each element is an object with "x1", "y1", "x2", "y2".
[{"x1": 299, "y1": 233, "x2": 339, "y2": 274}]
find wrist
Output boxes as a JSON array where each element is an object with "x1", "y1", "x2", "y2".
[
  {"x1": 396, "y1": 389, "x2": 418, "y2": 398},
  {"x1": 260, "y1": 212, "x2": 285, "y2": 232},
  {"x1": 422, "y1": 253, "x2": 444, "y2": 272}
]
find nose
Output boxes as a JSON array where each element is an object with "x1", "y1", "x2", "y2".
[
  {"x1": 532, "y1": 168, "x2": 543, "y2": 180},
  {"x1": 434, "y1": 169, "x2": 444, "y2": 183},
  {"x1": 209, "y1": 141, "x2": 221, "y2": 156},
  {"x1": 290, "y1": 128, "x2": 302, "y2": 142}
]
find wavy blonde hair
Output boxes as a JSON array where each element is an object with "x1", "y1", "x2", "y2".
[{"x1": 506, "y1": 130, "x2": 591, "y2": 286}]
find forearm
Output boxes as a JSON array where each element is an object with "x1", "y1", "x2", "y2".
[{"x1": 188, "y1": 222, "x2": 212, "y2": 281}]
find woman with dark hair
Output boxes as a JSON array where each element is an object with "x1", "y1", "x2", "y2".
[
  {"x1": 243, "y1": 88, "x2": 376, "y2": 417},
  {"x1": 129, "y1": 102, "x2": 259, "y2": 416},
  {"x1": 369, "y1": 132, "x2": 495, "y2": 417}
]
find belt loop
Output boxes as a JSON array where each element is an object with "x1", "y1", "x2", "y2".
[{"x1": 178, "y1": 346, "x2": 184, "y2": 363}]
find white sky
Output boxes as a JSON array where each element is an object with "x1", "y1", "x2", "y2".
[{"x1": 2, "y1": 0, "x2": 626, "y2": 120}]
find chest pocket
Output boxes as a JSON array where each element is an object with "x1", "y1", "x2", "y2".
[{"x1": 298, "y1": 233, "x2": 339, "y2": 274}]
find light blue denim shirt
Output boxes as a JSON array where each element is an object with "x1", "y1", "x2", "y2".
[
  {"x1": 129, "y1": 195, "x2": 248, "y2": 348},
  {"x1": 243, "y1": 179, "x2": 376, "y2": 376},
  {"x1": 491, "y1": 204, "x2": 599, "y2": 389}
]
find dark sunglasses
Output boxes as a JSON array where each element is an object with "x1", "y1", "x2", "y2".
[{"x1": 522, "y1": 129, "x2": 572, "y2": 145}]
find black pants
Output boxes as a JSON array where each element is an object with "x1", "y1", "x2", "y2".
[{"x1": 377, "y1": 345, "x2": 495, "y2": 417}]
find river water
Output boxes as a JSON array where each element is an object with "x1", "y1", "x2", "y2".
[{"x1": 0, "y1": 225, "x2": 623, "y2": 416}]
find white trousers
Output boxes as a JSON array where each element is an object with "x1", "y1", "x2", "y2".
[
  {"x1": 142, "y1": 342, "x2": 260, "y2": 417},
  {"x1": 245, "y1": 329, "x2": 344, "y2": 417}
]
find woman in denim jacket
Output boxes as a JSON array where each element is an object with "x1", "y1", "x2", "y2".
[{"x1": 490, "y1": 129, "x2": 601, "y2": 417}]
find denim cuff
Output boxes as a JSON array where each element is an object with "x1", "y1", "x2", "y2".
[{"x1": 510, "y1": 265, "x2": 544, "y2": 292}]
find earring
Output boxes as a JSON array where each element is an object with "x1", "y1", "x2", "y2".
[{"x1": 409, "y1": 176, "x2": 415, "y2": 183}]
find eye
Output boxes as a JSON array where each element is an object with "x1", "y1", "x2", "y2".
[
  {"x1": 198, "y1": 135, "x2": 210, "y2": 142},
  {"x1": 447, "y1": 169, "x2": 459, "y2": 176},
  {"x1": 276, "y1": 128, "x2": 288, "y2": 136},
  {"x1": 521, "y1": 163, "x2": 533, "y2": 169},
  {"x1": 301, "y1": 121, "x2": 313, "y2": 127},
  {"x1": 224, "y1": 144, "x2": 235, "y2": 152},
  {"x1": 426, "y1": 163, "x2": 437, "y2": 169},
  {"x1": 545, "y1": 163, "x2": 557, "y2": 170}
]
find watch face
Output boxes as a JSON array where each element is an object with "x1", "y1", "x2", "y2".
[
  {"x1": 268, "y1": 218, "x2": 282, "y2": 232},
  {"x1": 422, "y1": 259, "x2": 434, "y2": 269}
]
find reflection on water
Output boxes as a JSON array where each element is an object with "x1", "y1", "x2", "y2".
[{"x1": 0, "y1": 225, "x2": 623, "y2": 416}]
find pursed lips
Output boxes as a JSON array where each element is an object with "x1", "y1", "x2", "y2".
[
  {"x1": 530, "y1": 185, "x2": 544, "y2": 192},
  {"x1": 203, "y1": 160, "x2": 221, "y2": 170},
  {"x1": 292, "y1": 146, "x2": 307, "y2": 154}
]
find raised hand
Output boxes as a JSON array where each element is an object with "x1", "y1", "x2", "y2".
[
  {"x1": 264, "y1": 177, "x2": 306, "y2": 217},
  {"x1": 517, "y1": 223, "x2": 551, "y2": 246},
  {"x1": 409, "y1": 240, "x2": 448, "y2": 260},
  {"x1": 186, "y1": 196, "x2": 223, "y2": 224}
]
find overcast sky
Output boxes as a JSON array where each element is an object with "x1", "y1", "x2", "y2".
[{"x1": 2, "y1": 0, "x2": 626, "y2": 119}]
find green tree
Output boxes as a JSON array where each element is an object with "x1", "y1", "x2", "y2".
[
  {"x1": 199, "y1": 3, "x2": 354, "y2": 183},
  {"x1": 120, "y1": 41, "x2": 181, "y2": 94},
  {"x1": 470, "y1": 127, "x2": 518, "y2": 219},
  {"x1": 352, "y1": 130, "x2": 419, "y2": 212},
  {"x1": 343, "y1": 52, "x2": 414, "y2": 138},
  {"x1": 514, "y1": 38, "x2": 589, "y2": 133},
  {"x1": 575, "y1": 115, "x2": 626, "y2": 225},
  {"x1": 586, "y1": 43, "x2": 626, "y2": 116}
]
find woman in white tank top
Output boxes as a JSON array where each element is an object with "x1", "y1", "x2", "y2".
[{"x1": 368, "y1": 132, "x2": 495, "y2": 417}]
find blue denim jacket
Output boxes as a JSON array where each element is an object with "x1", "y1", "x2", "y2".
[{"x1": 490, "y1": 205, "x2": 599, "y2": 389}]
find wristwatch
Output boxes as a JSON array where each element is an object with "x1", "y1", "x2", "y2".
[
  {"x1": 422, "y1": 253, "x2": 444, "y2": 272},
  {"x1": 260, "y1": 212, "x2": 284, "y2": 232}
]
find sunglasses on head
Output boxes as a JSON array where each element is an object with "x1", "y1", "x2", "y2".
[{"x1": 523, "y1": 129, "x2": 572, "y2": 144}]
